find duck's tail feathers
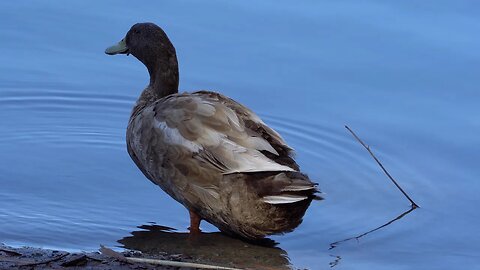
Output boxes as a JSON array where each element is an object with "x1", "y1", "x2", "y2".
[{"x1": 258, "y1": 171, "x2": 322, "y2": 205}]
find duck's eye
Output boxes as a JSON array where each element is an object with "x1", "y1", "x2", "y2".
[{"x1": 134, "y1": 29, "x2": 141, "y2": 34}]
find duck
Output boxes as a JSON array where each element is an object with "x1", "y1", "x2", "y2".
[{"x1": 105, "y1": 22, "x2": 320, "y2": 240}]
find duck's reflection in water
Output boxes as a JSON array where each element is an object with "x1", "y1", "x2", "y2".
[{"x1": 118, "y1": 224, "x2": 291, "y2": 270}]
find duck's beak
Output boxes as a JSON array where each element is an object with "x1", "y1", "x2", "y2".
[{"x1": 105, "y1": 38, "x2": 129, "y2": 55}]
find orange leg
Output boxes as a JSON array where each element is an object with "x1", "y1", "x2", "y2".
[{"x1": 188, "y1": 209, "x2": 202, "y2": 234}]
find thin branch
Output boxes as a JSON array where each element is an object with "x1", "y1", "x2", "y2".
[
  {"x1": 345, "y1": 125, "x2": 419, "y2": 208},
  {"x1": 126, "y1": 257, "x2": 243, "y2": 269},
  {"x1": 19, "y1": 252, "x2": 69, "y2": 266},
  {"x1": 329, "y1": 205, "x2": 416, "y2": 249},
  {"x1": 0, "y1": 248, "x2": 22, "y2": 256},
  {"x1": 100, "y1": 245, "x2": 243, "y2": 270}
]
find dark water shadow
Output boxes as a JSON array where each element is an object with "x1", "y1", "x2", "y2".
[{"x1": 117, "y1": 224, "x2": 291, "y2": 270}]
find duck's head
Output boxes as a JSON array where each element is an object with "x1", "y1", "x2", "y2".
[{"x1": 105, "y1": 22, "x2": 179, "y2": 95}]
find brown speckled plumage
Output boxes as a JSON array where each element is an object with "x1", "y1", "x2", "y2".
[{"x1": 106, "y1": 23, "x2": 320, "y2": 240}]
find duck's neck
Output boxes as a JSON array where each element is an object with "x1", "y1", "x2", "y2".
[
  {"x1": 131, "y1": 56, "x2": 179, "y2": 119},
  {"x1": 147, "y1": 54, "x2": 179, "y2": 99}
]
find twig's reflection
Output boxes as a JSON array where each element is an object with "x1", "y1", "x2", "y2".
[
  {"x1": 118, "y1": 224, "x2": 291, "y2": 270},
  {"x1": 329, "y1": 255, "x2": 341, "y2": 268},
  {"x1": 329, "y1": 206, "x2": 417, "y2": 250}
]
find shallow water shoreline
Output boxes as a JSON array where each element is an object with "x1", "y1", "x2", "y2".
[{"x1": 0, "y1": 244, "x2": 187, "y2": 270}]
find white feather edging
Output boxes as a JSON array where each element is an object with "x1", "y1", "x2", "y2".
[{"x1": 262, "y1": 194, "x2": 308, "y2": 204}]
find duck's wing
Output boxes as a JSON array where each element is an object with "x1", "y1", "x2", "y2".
[
  {"x1": 151, "y1": 91, "x2": 297, "y2": 175},
  {"x1": 195, "y1": 91, "x2": 300, "y2": 170}
]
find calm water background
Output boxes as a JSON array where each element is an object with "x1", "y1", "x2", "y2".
[{"x1": 1, "y1": 1, "x2": 479, "y2": 269}]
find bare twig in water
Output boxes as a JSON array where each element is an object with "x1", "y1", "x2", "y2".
[
  {"x1": 0, "y1": 248, "x2": 22, "y2": 256},
  {"x1": 19, "y1": 252, "x2": 69, "y2": 266},
  {"x1": 345, "y1": 125, "x2": 419, "y2": 208},
  {"x1": 126, "y1": 257, "x2": 243, "y2": 269},
  {"x1": 100, "y1": 245, "x2": 243, "y2": 270},
  {"x1": 329, "y1": 205, "x2": 416, "y2": 249}
]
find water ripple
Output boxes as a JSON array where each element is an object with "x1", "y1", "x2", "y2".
[
  {"x1": 0, "y1": 126, "x2": 125, "y2": 149},
  {"x1": 262, "y1": 114, "x2": 379, "y2": 171},
  {"x1": 0, "y1": 88, "x2": 135, "y2": 113},
  {"x1": 0, "y1": 88, "x2": 130, "y2": 149}
]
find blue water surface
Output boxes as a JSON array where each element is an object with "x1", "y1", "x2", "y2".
[{"x1": 1, "y1": 1, "x2": 479, "y2": 269}]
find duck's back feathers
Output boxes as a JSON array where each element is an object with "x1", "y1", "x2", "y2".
[{"x1": 146, "y1": 91, "x2": 297, "y2": 175}]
